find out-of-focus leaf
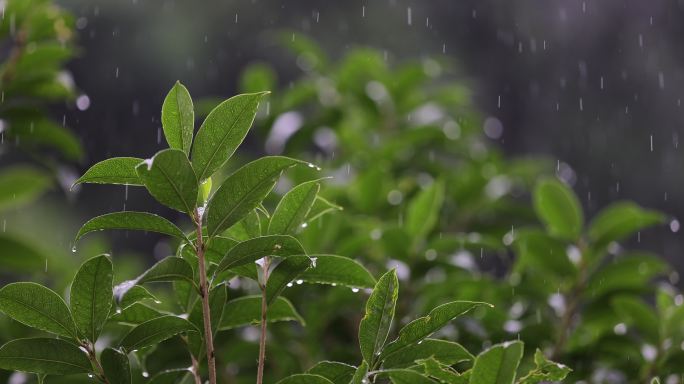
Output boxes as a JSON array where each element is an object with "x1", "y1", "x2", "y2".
[
  {"x1": 405, "y1": 181, "x2": 444, "y2": 243},
  {"x1": 299, "y1": 254, "x2": 376, "y2": 288},
  {"x1": 469, "y1": 341, "x2": 523, "y2": 384},
  {"x1": 136, "y1": 149, "x2": 198, "y2": 214},
  {"x1": 240, "y1": 63, "x2": 277, "y2": 93},
  {"x1": 533, "y1": 178, "x2": 583, "y2": 241},
  {"x1": 306, "y1": 196, "x2": 342, "y2": 223},
  {"x1": 70, "y1": 255, "x2": 113, "y2": 342},
  {"x1": 74, "y1": 158, "x2": 144, "y2": 186},
  {"x1": 359, "y1": 269, "x2": 399, "y2": 366},
  {"x1": 75, "y1": 212, "x2": 188, "y2": 242},
  {"x1": 612, "y1": 296, "x2": 660, "y2": 344},
  {"x1": 101, "y1": 347, "x2": 131, "y2": 384},
  {"x1": 0, "y1": 166, "x2": 52, "y2": 210},
  {"x1": 268, "y1": 180, "x2": 320, "y2": 235},
  {"x1": 6, "y1": 117, "x2": 83, "y2": 161},
  {"x1": 381, "y1": 301, "x2": 490, "y2": 358},
  {"x1": 120, "y1": 315, "x2": 197, "y2": 351},
  {"x1": 219, "y1": 295, "x2": 304, "y2": 330},
  {"x1": 0, "y1": 282, "x2": 77, "y2": 338},
  {"x1": 0, "y1": 234, "x2": 48, "y2": 273},
  {"x1": 588, "y1": 202, "x2": 665, "y2": 250},
  {"x1": 191, "y1": 92, "x2": 269, "y2": 181},
  {"x1": 585, "y1": 253, "x2": 667, "y2": 299},
  {"x1": 0, "y1": 338, "x2": 91, "y2": 375},
  {"x1": 161, "y1": 81, "x2": 195, "y2": 155},
  {"x1": 513, "y1": 229, "x2": 576, "y2": 279},
  {"x1": 205, "y1": 156, "x2": 305, "y2": 237}
]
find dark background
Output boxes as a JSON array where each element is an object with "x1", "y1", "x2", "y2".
[{"x1": 56, "y1": 0, "x2": 684, "y2": 273}]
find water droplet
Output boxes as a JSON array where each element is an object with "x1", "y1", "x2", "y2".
[
  {"x1": 71, "y1": 245, "x2": 77, "y2": 253},
  {"x1": 670, "y1": 219, "x2": 680, "y2": 233},
  {"x1": 296, "y1": 279, "x2": 303, "y2": 285},
  {"x1": 351, "y1": 288, "x2": 359, "y2": 293}
]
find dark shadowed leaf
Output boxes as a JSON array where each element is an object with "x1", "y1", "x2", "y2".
[
  {"x1": 275, "y1": 374, "x2": 334, "y2": 384},
  {"x1": 219, "y1": 295, "x2": 304, "y2": 330},
  {"x1": 101, "y1": 347, "x2": 131, "y2": 384},
  {"x1": 0, "y1": 338, "x2": 91, "y2": 375},
  {"x1": 120, "y1": 315, "x2": 197, "y2": 351},
  {"x1": 382, "y1": 339, "x2": 473, "y2": 368},
  {"x1": 137, "y1": 257, "x2": 195, "y2": 286},
  {"x1": 306, "y1": 361, "x2": 355, "y2": 384},
  {"x1": 381, "y1": 369, "x2": 437, "y2": 384}
]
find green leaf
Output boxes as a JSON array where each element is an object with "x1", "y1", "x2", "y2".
[
  {"x1": 162, "y1": 81, "x2": 195, "y2": 155},
  {"x1": 405, "y1": 181, "x2": 444, "y2": 243},
  {"x1": 191, "y1": 92, "x2": 269, "y2": 181},
  {"x1": 266, "y1": 255, "x2": 313, "y2": 304},
  {"x1": 120, "y1": 315, "x2": 197, "y2": 351},
  {"x1": 513, "y1": 229, "x2": 576, "y2": 279},
  {"x1": 382, "y1": 301, "x2": 489, "y2": 358},
  {"x1": 469, "y1": 341, "x2": 523, "y2": 384},
  {"x1": 359, "y1": 269, "x2": 399, "y2": 366},
  {"x1": 516, "y1": 349, "x2": 570, "y2": 384},
  {"x1": 215, "y1": 235, "x2": 306, "y2": 276},
  {"x1": 588, "y1": 202, "x2": 665, "y2": 249},
  {"x1": 219, "y1": 295, "x2": 304, "y2": 330},
  {"x1": 70, "y1": 255, "x2": 113, "y2": 342},
  {"x1": 585, "y1": 253, "x2": 667, "y2": 299},
  {"x1": 109, "y1": 303, "x2": 165, "y2": 325},
  {"x1": 275, "y1": 374, "x2": 334, "y2": 384},
  {"x1": 268, "y1": 180, "x2": 320, "y2": 235},
  {"x1": 382, "y1": 339, "x2": 473, "y2": 368},
  {"x1": 136, "y1": 149, "x2": 198, "y2": 214},
  {"x1": 101, "y1": 347, "x2": 131, "y2": 384},
  {"x1": 612, "y1": 296, "x2": 660, "y2": 344},
  {"x1": 147, "y1": 369, "x2": 192, "y2": 384},
  {"x1": 0, "y1": 234, "x2": 48, "y2": 274},
  {"x1": 0, "y1": 166, "x2": 52, "y2": 210},
  {"x1": 117, "y1": 285, "x2": 158, "y2": 310},
  {"x1": 299, "y1": 255, "x2": 376, "y2": 288},
  {"x1": 350, "y1": 361, "x2": 369, "y2": 384},
  {"x1": 417, "y1": 357, "x2": 465, "y2": 383},
  {"x1": 205, "y1": 156, "x2": 305, "y2": 237},
  {"x1": 0, "y1": 282, "x2": 78, "y2": 338},
  {"x1": 0, "y1": 338, "x2": 91, "y2": 375},
  {"x1": 533, "y1": 178, "x2": 584, "y2": 241},
  {"x1": 137, "y1": 257, "x2": 196, "y2": 286},
  {"x1": 382, "y1": 369, "x2": 437, "y2": 384},
  {"x1": 74, "y1": 158, "x2": 144, "y2": 186},
  {"x1": 306, "y1": 196, "x2": 342, "y2": 223},
  {"x1": 306, "y1": 361, "x2": 355, "y2": 384},
  {"x1": 75, "y1": 212, "x2": 188, "y2": 243}
]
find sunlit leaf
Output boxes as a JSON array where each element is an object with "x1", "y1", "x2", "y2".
[{"x1": 533, "y1": 178, "x2": 584, "y2": 241}]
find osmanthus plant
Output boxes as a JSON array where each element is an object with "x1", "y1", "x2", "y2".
[
  {"x1": 277, "y1": 269, "x2": 570, "y2": 384},
  {"x1": 511, "y1": 177, "x2": 679, "y2": 381},
  {"x1": 0, "y1": 82, "x2": 381, "y2": 383}
]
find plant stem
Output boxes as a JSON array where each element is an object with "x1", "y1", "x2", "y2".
[
  {"x1": 84, "y1": 343, "x2": 109, "y2": 384},
  {"x1": 256, "y1": 256, "x2": 271, "y2": 384},
  {"x1": 194, "y1": 209, "x2": 217, "y2": 384},
  {"x1": 190, "y1": 354, "x2": 203, "y2": 384}
]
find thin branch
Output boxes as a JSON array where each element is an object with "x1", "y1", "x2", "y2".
[
  {"x1": 84, "y1": 343, "x2": 109, "y2": 384},
  {"x1": 195, "y1": 209, "x2": 217, "y2": 384},
  {"x1": 256, "y1": 256, "x2": 272, "y2": 384}
]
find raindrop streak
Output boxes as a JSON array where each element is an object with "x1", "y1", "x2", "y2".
[
  {"x1": 650, "y1": 135, "x2": 654, "y2": 152},
  {"x1": 407, "y1": 7, "x2": 412, "y2": 26}
]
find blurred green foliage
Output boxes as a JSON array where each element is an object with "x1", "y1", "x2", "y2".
[{"x1": 0, "y1": 2, "x2": 680, "y2": 382}]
